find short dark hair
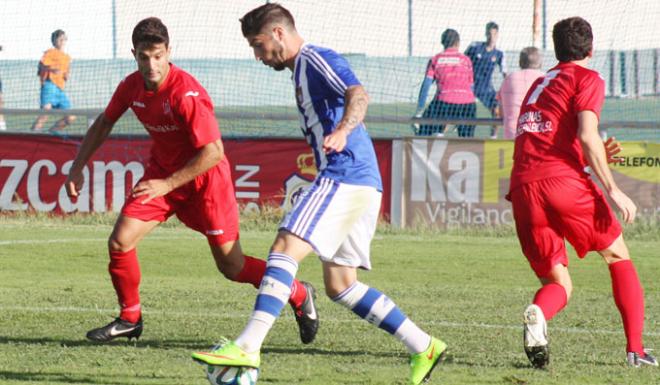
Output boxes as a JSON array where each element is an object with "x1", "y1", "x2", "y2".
[
  {"x1": 519, "y1": 46, "x2": 542, "y2": 69},
  {"x1": 552, "y1": 17, "x2": 592, "y2": 62},
  {"x1": 51, "y1": 29, "x2": 65, "y2": 46},
  {"x1": 132, "y1": 17, "x2": 169, "y2": 48},
  {"x1": 441, "y1": 29, "x2": 460, "y2": 49},
  {"x1": 240, "y1": 2, "x2": 296, "y2": 38},
  {"x1": 486, "y1": 21, "x2": 499, "y2": 32}
]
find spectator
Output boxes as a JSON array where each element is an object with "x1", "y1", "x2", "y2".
[
  {"x1": 465, "y1": 21, "x2": 506, "y2": 138},
  {"x1": 31, "y1": 29, "x2": 76, "y2": 133},
  {"x1": 497, "y1": 47, "x2": 544, "y2": 139},
  {"x1": 414, "y1": 29, "x2": 476, "y2": 137}
]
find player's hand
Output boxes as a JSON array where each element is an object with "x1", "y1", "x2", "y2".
[
  {"x1": 132, "y1": 178, "x2": 173, "y2": 204},
  {"x1": 608, "y1": 188, "x2": 637, "y2": 224},
  {"x1": 323, "y1": 128, "x2": 348, "y2": 153},
  {"x1": 604, "y1": 136, "x2": 623, "y2": 164},
  {"x1": 64, "y1": 169, "x2": 84, "y2": 197}
]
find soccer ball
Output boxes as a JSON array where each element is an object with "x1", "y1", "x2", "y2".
[{"x1": 206, "y1": 364, "x2": 259, "y2": 385}]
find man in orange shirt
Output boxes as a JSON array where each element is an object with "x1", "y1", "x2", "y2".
[{"x1": 32, "y1": 29, "x2": 76, "y2": 133}]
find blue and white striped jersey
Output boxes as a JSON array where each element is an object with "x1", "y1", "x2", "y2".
[{"x1": 292, "y1": 44, "x2": 382, "y2": 191}]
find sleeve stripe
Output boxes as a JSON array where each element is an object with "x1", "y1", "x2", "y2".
[
  {"x1": 302, "y1": 50, "x2": 345, "y2": 95},
  {"x1": 302, "y1": 46, "x2": 347, "y2": 88},
  {"x1": 301, "y1": 47, "x2": 347, "y2": 95}
]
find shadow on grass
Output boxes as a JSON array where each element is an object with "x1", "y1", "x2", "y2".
[
  {"x1": 0, "y1": 370, "x2": 184, "y2": 385},
  {"x1": 0, "y1": 335, "x2": 404, "y2": 359},
  {"x1": 261, "y1": 346, "x2": 404, "y2": 359}
]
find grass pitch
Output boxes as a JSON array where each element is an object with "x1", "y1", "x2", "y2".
[{"x1": 0, "y1": 215, "x2": 658, "y2": 385}]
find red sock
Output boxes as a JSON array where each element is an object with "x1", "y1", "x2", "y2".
[
  {"x1": 609, "y1": 260, "x2": 645, "y2": 353},
  {"x1": 288, "y1": 278, "x2": 307, "y2": 309},
  {"x1": 109, "y1": 249, "x2": 141, "y2": 323},
  {"x1": 234, "y1": 255, "x2": 266, "y2": 289},
  {"x1": 234, "y1": 255, "x2": 307, "y2": 308},
  {"x1": 533, "y1": 283, "x2": 567, "y2": 321}
]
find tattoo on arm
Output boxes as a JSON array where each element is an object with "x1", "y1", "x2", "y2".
[{"x1": 338, "y1": 87, "x2": 369, "y2": 133}]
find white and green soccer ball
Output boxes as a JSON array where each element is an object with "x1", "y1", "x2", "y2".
[{"x1": 206, "y1": 364, "x2": 259, "y2": 385}]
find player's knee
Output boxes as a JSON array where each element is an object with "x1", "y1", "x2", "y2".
[
  {"x1": 108, "y1": 236, "x2": 134, "y2": 253},
  {"x1": 599, "y1": 235, "x2": 630, "y2": 264},
  {"x1": 600, "y1": 245, "x2": 630, "y2": 265}
]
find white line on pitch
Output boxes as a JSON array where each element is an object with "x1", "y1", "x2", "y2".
[{"x1": 1, "y1": 305, "x2": 657, "y2": 337}]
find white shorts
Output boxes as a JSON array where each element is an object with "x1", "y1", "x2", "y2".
[{"x1": 279, "y1": 177, "x2": 381, "y2": 270}]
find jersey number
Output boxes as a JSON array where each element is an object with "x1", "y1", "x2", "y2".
[{"x1": 526, "y1": 69, "x2": 561, "y2": 105}]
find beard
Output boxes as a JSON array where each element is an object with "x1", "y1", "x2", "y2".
[{"x1": 270, "y1": 42, "x2": 287, "y2": 71}]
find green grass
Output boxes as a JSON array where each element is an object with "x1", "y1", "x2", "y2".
[
  {"x1": 0, "y1": 215, "x2": 658, "y2": 385},
  {"x1": 3, "y1": 97, "x2": 659, "y2": 141}
]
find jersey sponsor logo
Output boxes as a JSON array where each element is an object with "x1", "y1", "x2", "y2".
[
  {"x1": 132, "y1": 101, "x2": 145, "y2": 108},
  {"x1": 185, "y1": 91, "x2": 199, "y2": 97},
  {"x1": 516, "y1": 111, "x2": 553, "y2": 135},
  {"x1": 436, "y1": 57, "x2": 461, "y2": 65},
  {"x1": 144, "y1": 123, "x2": 179, "y2": 133},
  {"x1": 206, "y1": 229, "x2": 224, "y2": 236}
]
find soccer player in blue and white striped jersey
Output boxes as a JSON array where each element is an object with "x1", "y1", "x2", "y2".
[{"x1": 192, "y1": 4, "x2": 447, "y2": 384}]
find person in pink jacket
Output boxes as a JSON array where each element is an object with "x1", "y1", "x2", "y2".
[{"x1": 496, "y1": 47, "x2": 544, "y2": 139}]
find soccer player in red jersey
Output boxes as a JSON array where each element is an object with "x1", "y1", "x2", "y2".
[
  {"x1": 509, "y1": 17, "x2": 657, "y2": 368},
  {"x1": 64, "y1": 17, "x2": 318, "y2": 344}
]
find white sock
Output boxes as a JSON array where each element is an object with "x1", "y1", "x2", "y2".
[
  {"x1": 333, "y1": 281, "x2": 431, "y2": 354},
  {"x1": 235, "y1": 252, "x2": 298, "y2": 353}
]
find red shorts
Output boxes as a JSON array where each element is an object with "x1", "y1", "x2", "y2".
[
  {"x1": 121, "y1": 162, "x2": 239, "y2": 246},
  {"x1": 510, "y1": 176, "x2": 621, "y2": 278}
]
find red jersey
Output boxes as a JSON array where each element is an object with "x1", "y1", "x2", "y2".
[
  {"x1": 104, "y1": 64, "x2": 222, "y2": 173},
  {"x1": 509, "y1": 62, "x2": 605, "y2": 191}
]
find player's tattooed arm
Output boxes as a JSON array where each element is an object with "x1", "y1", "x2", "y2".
[
  {"x1": 337, "y1": 85, "x2": 369, "y2": 134},
  {"x1": 323, "y1": 85, "x2": 369, "y2": 153}
]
